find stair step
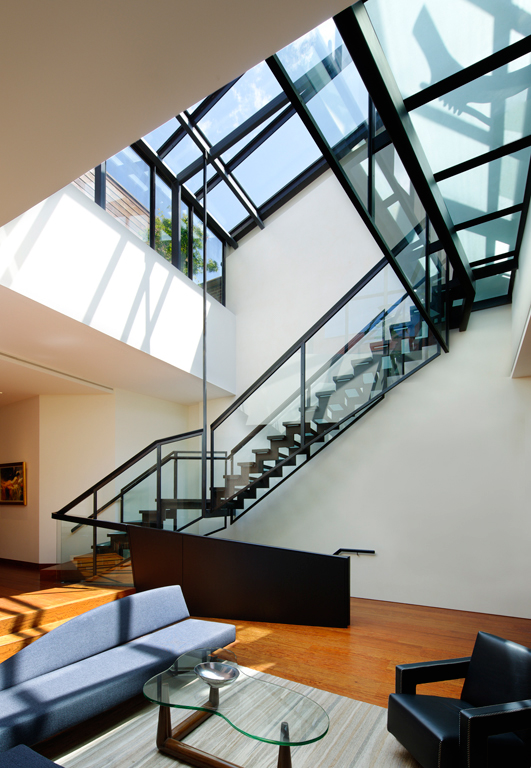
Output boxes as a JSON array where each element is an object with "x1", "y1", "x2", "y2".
[
  {"x1": 0, "y1": 584, "x2": 135, "y2": 646},
  {"x1": 333, "y1": 374, "x2": 355, "y2": 384}
]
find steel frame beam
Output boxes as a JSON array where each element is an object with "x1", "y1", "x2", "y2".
[
  {"x1": 267, "y1": 55, "x2": 449, "y2": 352},
  {"x1": 404, "y1": 35, "x2": 531, "y2": 113},
  {"x1": 334, "y1": 3, "x2": 474, "y2": 331}
]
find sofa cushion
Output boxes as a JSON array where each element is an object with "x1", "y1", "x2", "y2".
[
  {"x1": 0, "y1": 745, "x2": 63, "y2": 767},
  {"x1": 0, "y1": 617, "x2": 235, "y2": 752},
  {"x1": 0, "y1": 586, "x2": 190, "y2": 691}
]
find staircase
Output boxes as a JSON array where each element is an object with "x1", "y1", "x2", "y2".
[
  {"x1": 207, "y1": 261, "x2": 439, "y2": 523},
  {"x1": 52, "y1": 256, "x2": 444, "y2": 563}
]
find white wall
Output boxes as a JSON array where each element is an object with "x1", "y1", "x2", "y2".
[
  {"x1": 227, "y1": 170, "x2": 384, "y2": 393},
  {"x1": 39, "y1": 395, "x2": 116, "y2": 563},
  {"x1": 218, "y1": 305, "x2": 531, "y2": 619},
  {"x1": 0, "y1": 184, "x2": 236, "y2": 394},
  {"x1": 0, "y1": 398, "x2": 40, "y2": 562}
]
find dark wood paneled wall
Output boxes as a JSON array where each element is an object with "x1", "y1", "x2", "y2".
[{"x1": 128, "y1": 526, "x2": 350, "y2": 627}]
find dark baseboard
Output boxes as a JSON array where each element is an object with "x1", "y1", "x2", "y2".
[{"x1": 0, "y1": 557, "x2": 55, "y2": 571}]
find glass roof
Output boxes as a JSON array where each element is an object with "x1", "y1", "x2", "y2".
[
  {"x1": 126, "y1": 1, "x2": 531, "y2": 309},
  {"x1": 364, "y1": 0, "x2": 531, "y2": 303}
]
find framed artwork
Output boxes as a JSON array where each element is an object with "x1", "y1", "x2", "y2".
[{"x1": 0, "y1": 462, "x2": 27, "y2": 505}]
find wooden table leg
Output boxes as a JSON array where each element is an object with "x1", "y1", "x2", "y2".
[{"x1": 156, "y1": 704, "x2": 244, "y2": 768}]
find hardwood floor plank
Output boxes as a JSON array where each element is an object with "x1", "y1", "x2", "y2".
[{"x1": 0, "y1": 562, "x2": 529, "y2": 709}]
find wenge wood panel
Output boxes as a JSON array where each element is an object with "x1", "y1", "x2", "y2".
[{"x1": 128, "y1": 526, "x2": 350, "y2": 627}]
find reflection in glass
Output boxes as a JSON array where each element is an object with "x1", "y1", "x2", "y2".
[
  {"x1": 374, "y1": 144, "x2": 427, "y2": 257},
  {"x1": 366, "y1": 0, "x2": 531, "y2": 99},
  {"x1": 410, "y1": 54, "x2": 531, "y2": 174},
  {"x1": 458, "y1": 213, "x2": 521, "y2": 265},
  {"x1": 154, "y1": 175, "x2": 172, "y2": 262},
  {"x1": 180, "y1": 201, "x2": 189, "y2": 275},
  {"x1": 106, "y1": 147, "x2": 150, "y2": 243},
  {"x1": 438, "y1": 147, "x2": 531, "y2": 224},
  {"x1": 474, "y1": 272, "x2": 511, "y2": 302},
  {"x1": 428, "y1": 249, "x2": 447, "y2": 340},
  {"x1": 192, "y1": 212, "x2": 204, "y2": 285},
  {"x1": 193, "y1": 228, "x2": 224, "y2": 303}
]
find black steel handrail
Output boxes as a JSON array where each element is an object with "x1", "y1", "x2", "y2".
[{"x1": 53, "y1": 429, "x2": 203, "y2": 520}]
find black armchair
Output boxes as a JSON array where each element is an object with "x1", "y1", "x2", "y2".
[{"x1": 387, "y1": 631, "x2": 531, "y2": 768}]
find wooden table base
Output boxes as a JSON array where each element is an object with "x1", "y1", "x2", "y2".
[{"x1": 156, "y1": 704, "x2": 293, "y2": 768}]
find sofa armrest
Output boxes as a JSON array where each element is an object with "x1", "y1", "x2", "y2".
[
  {"x1": 396, "y1": 657, "x2": 471, "y2": 694},
  {"x1": 459, "y1": 699, "x2": 531, "y2": 768}
]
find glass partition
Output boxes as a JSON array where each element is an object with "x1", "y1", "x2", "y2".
[{"x1": 55, "y1": 432, "x2": 209, "y2": 583}]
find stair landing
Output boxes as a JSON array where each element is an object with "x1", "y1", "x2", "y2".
[{"x1": 0, "y1": 582, "x2": 134, "y2": 663}]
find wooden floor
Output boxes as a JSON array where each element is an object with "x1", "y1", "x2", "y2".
[{"x1": 1, "y1": 562, "x2": 530, "y2": 709}]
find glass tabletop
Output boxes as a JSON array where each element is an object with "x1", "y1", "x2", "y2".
[{"x1": 143, "y1": 647, "x2": 329, "y2": 747}]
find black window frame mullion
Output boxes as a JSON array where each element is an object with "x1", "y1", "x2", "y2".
[
  {"x1": 404, "y1": 35, "x2": 531, "y2": 113},
  {"x1": 95, "y1": 162, "x2": 106, "y2": 209},
  {"x1": 149, "y1": 165, "x2": 156, "y2": 250}
]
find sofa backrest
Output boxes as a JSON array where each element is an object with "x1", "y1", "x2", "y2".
[
  {"x1": 0, "y1": 585, "x2": 190, "y2": 690},
  {"x1": 461, "y1": 631, "x2": 531, "y2": 707}
]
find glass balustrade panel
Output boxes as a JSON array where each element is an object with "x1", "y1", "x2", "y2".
[{"x1": 213, "y1": 350, "x2": 301, "y2": 505}]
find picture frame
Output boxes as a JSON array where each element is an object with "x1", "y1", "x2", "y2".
[{"x1": 0, "y1": 462, "x2": 27, "y2": 505}]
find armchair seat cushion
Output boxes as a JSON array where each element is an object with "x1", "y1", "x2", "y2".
[{"x1": 388, "y1": 693, "x2": 529, "y2": 768}]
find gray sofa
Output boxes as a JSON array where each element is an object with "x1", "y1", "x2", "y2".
[{"x1": 0, "y1": 585, "x2": 236, "y2": 752}]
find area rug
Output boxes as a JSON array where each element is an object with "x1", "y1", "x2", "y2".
[{"x1": 52, "y1": 669, "x2": 419, "y2": 768}]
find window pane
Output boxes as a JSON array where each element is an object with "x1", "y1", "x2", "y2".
[
  {"x1": 374, "y1": 144, "x2": 427, "y2": 250},
  {"x1": 438, "y1": 147, "x2": 531, "y2": 224},
  {"x1": 410, "y1": 53, "x2": 531, "y2": 174},
  {"x1": 143, "y1": 118, "x2": 179, "y2": 154},
  {"x1": 192, "y1": 213, "x2": 204, "y2": 285},
  {"x1": 180, "y1": 202, "x2": 189, "y2": 276},
  {"x1": 366, "y1": 0, "x2": 531, "y2": 99},
  {"x1": 155, "y1": 175, "x2": 172, "y2": 262},
  {"x1": 194, "y1": 229, "x2": 224, "y2": 304},
  {"x1": 165, "y1": 135, "x2": 202, "y2": 175},
  {"x1": 206, "y1": 181, "x2": 249, "y2": 231},
  {"x1": 459, "y1": 212, "x2": 521, "y2": 264},
  {"x1": 474, "y1": 272, "x2": 511, "y2": 302},
  {"x1": 232, "y1": 115, "x2": 321, "y2": 205},
  {"x1": 106, "y1": 147, "x2": 150, "y2": 243},
  {"x1": 198, "y1": 61, "x2": 282, "y2": 145}
]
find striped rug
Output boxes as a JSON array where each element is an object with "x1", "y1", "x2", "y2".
[{"x1": 54, "y1": 669, "x2": 420, "y2": 768}]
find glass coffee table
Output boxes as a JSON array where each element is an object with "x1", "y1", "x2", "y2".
[{"x1": 143, "y1": 647, "x2": 329, "y2": 768}]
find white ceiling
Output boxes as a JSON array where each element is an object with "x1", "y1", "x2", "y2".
[{"x1": 0, "y1": 0, "x2": 349, "y2": 407}]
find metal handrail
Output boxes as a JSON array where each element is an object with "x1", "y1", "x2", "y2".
[{"x1": 53, "y1": 429, "x2": 203, "y2": 520}]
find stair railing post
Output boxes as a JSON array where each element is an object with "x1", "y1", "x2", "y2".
[
  {"x1": 92, "y1": 492, "x2": 98, "y2": 578},
  {"x1": 201, "y1": 150, "x2": 208, "y2": 518},
  {"x1": 300, "y1": 342, "x2": 306, "y2": 447},
  {"x1": 156, "y1": 444, "x2": 162, "y2": 529}
]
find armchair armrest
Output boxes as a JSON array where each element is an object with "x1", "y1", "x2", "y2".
[
  {"x1": 459, "y1": 699, "x2": 531, "y2": 768},
  {"x1": 396, "y1": 657, "x2": 471, "y2": 694}
]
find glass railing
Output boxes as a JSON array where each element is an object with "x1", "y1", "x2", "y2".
[
  {"x1": 210, "y1": 258, "x2": 440, "y2": 520},
  {"x1": 54, "y1": 430, "x2": 227, "y2": 584}
]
